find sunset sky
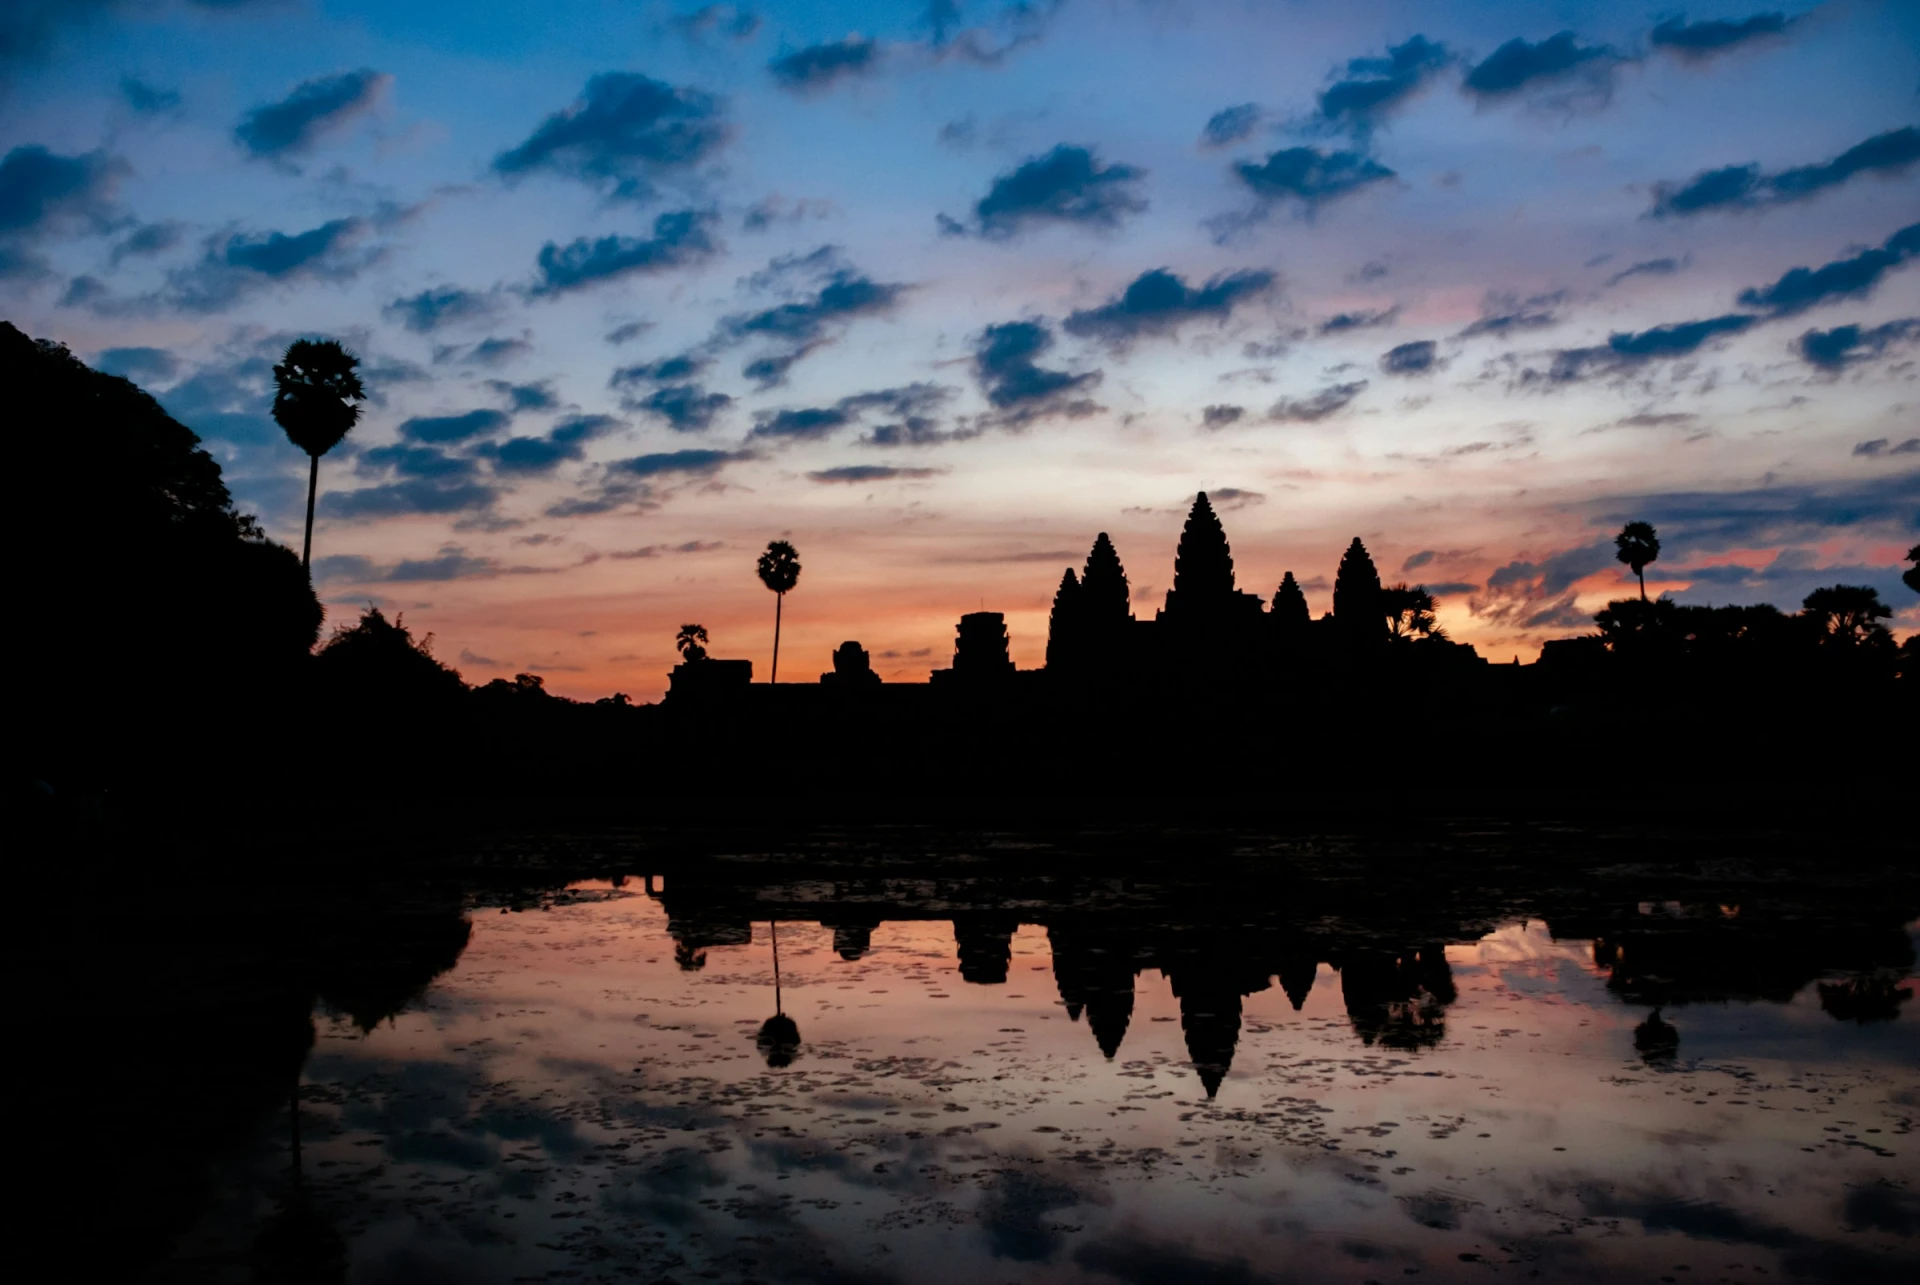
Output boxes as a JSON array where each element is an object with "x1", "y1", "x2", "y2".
[{"x1": 5, "y1": 0, "x2": 1917, "y2": 698}]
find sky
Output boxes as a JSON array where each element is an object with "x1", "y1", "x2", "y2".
[{"x1": 4, "y1": 0, "x2": 1918, "y2": 699}]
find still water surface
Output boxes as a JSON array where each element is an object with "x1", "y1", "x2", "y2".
[{"x1": 169, "y1": 846, "x2": 1919, "y2": 1284}]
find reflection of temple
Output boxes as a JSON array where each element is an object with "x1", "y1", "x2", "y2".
[{"x1": 652, "y1": 863, "x2": 1920, "y2": 1097}]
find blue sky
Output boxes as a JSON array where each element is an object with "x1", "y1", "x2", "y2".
[{"x1": 4, "y1": 0, "x2": 1917, "y2": 696}]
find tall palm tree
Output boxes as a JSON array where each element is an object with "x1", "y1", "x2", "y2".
[
  {"x1": 1615, "y1": 521, "x2": 1661, "y2": 602},
  {"x1": 272, "y1": 339, "x2": 365, "y2": 569},
  {"x1": 756, "y1": 540, "x2": 802, "y2": 683},
  {"x1": 674, "y1": 623, "x2": 709, "y2": 663}
]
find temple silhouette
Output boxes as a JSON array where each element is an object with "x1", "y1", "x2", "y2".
[{"x1": 667, "y1": 490, "x2": 1484, "y2": 710}]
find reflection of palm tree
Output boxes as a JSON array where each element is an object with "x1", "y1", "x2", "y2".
[
  {"x1": 1633, "y1": 1008, "x2": 1679, "y2": 1064},
  {"x1": 756, "y1": 920, "x2": 801, "y2": 1067},
  {"x1": 251, "y1": 1078, "x2": 347, "y2": 1284},
  {"x1": 756, "y1": 540, "x2": 802, "y2": 683},
  {"x1": 1614, "y1": 521, "x2": 1660, "y2": 602},
  {"x1": 272, "y1": 340, "x2": 365, "y2": 570}
]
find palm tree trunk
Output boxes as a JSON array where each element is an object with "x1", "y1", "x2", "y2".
[
  {"x1": 1638, "y1": 568, "x2": 1646, "y2": 602},
  {"x1": 771, "y1": 919, "x2": 783, "y2": 1015},
  {"x1": 301, "y1": 453, "x2": 320, "y2": 570},
  {"x1": 771, "y1": 591, "x2": 783, "y2": 683}
]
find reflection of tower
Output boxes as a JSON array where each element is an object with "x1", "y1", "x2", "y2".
[
  {"x1": 1338, "y1": 945, "x2": 1455, "y2": 1051},
  {"x1": 1168, "y1": 968, "x2": 1243, "y2": 1098},
  {"x1": 954, "y1": 914, "x2": 1019, "y2": 984},
  {"x1": 822, "y1": 913, "x2": 880, "y2": 961},
  {"x1": 1047, "y1": 925, "x2": 1138, "y2": 1059},
  {"x1": 1277, "y1": 950, "x2": 1320, "y2": 1011}
]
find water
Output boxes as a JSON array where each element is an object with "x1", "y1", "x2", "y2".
[{"x1": 139, "y1": 831, "x2": 1918, "y2": 1283}]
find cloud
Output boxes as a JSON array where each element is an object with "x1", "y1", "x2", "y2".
[
  {"x1": 1798, "y1": 318, "x2": 1920, "y2": 370},
  {"x1": 1605, "y1": 257, "x2": 1680, "y2": 287},
  {"x1": 1470, "y1": 537, "x2": 1614, "y2": 629},
  {"x1": 1458, "y1": 290, "x2": 1565, "y2": 338},
  {"x1": 669, "y1": 4, "x2": 759, "y2": 42},
  {"x1": 1062, "y1": 268, "x2": 1274, "y2": 346},
  {"x1": 480, "y1": 413, "x2": 621, "y2": 474},
  {"x1": 1380, "y1": 339, "x2": 1438, "y2": 375},
  {"x1": 1736, "y1": 221, "x2": 1920, "y2": 315},
  {"x1": 356, "y1": 443, "x2": 480, "y2": 481},
  {"x1": 1319, "y1": 307, "x2": 1397, "y2": 334},
  {"x1": 610, "y1": 539, "x2": 724, "y2": 558},
  {"x1": 387, "y1": 547, "x2": 497, "y2": 582},
  {"x1": 399, "y1": 408, "x2": 512, "y2": 444},
  {"x1": 954, "y1": 144, "x2": 1147, "y2": 239},
  {"x1": 119, "y1": 76, "x2": 180, "y2": 115},
  {"x1": 385, "y1": 285, "x2": 494, "y2": 333},
  {"x1": 605, "y1": 320, "x2": 653, "y2": 345},
  {"x1": 0, "y1": 145, "x2": 124, "y2": 237},
  {"x1": 611, "y1": 352, "x2": 710, "y2": 387},
  {"x1": 718, "y1": 259, "x2": 906, "y2": 385},
  {"x1": 1200, "y1": 103, "x2": 1260, "y2": 149},
  {"x1": 433, "y1": 335, "x2": 532, "y2": 368},
  {"x1": 234, "y1": 69, "x2": 388, "y2": 159},
  {"x1": 1268, "y1": 380, "x2": 1367, "y2": 422},
  {"x1": 1202, "y1": 404, "x2": 1244, "y2": 429},
  {"x1": 973, "y1": 320, "x2": 1100, "y2": 422},
  {"x1": 1462, "y1": 32, "x2": 1620, "y2": 101},
  {"x1": 1549, "y1": 313, "x2": 1757, "y2": 381},
  {"x1": 754, "y1": 383, "x2": 955, "y2": 445},
  {"x1": 630, "y1": 384, "x2": 732, "y2": 432},
  {"x1": 768, "y1": 37, "x2": 879, "y2": 93},
  {"x1": 1317, "y1": 35, "x2": 1450, "y2": 132},
  {"x1": 164, "y1": 217, "x2": 376, "y2": 312},
  {"x1": 610, "y1": 448, "x2": 749, "y2": 477},
  {"x1": 320, "y1": 478, "x2": 499, "y2": 519},
  {"x1": 492, "y1": 71, "x2": 731, "y2": 201},
  {"x1": 1232, "y1": 146, "x2": 1394, "y2": 207},
  {"x1": 807, "y1": 464, "x2": 943, "y2": 484},
  {"x1": 1596, "y1": 471, "x2": 1920, "y2": 552},
  {"x1": 1649, "y1": 128, "x2": 1920, "y2": 217},
  {"x1": 109, "y1": 219, "x2": 183, "y2": 265},
  {"x1": 1209, "y1": 486, "x2": 1264, "y2": 508},
  {"x1": 484, "y1": 379, "x2": 559, "y2": 411},
  {"x1": 921, "y1": 0, "x2": 1059, "y2": 66},
  {"x1": 530, "y1": 209, "x2": 720, "y2": 295},
  {"x1": 94, "y1": 345, "x2": 179, "y2": 384},
  {"x1": 1852, "y1": 437, "x2": 1920, "y2": 457},
  {"x1": 1649, "y1": 13, "x2": 1792, "y2": 61}
]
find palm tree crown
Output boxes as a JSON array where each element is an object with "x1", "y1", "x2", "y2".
[
  {"x1": 273, "y1": 339, "x2": 364, "y2": 458},
  {"x1": 756, "y1": 541, "x2": 801, "y2": 595},
  {"x1": 675, "y1": 623, "x2": 709, "y2": 663},
  {"x1": 1615, "y1": 521, "x2": 1660, "y2": 601}
]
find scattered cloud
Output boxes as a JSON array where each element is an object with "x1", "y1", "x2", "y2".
[
  {"x1": 492, "y1": 71, "x2": 731, "y2": 201},
  {"x1": 718, "y1": 255, "x2": 906, "y2": 385},
  {"x1": 1459, "y1": 290, "x2": 1566, "y2": 338},
  {"x1": 1268, "y1": 380, "x2": 1367, "y2": 422},
  {"x1": 235, "y1": 69, "x2": 389, "y2": 159},
  {"x1": 1200, "y1": 103, "x2": 1260, "y2": 149},
  {"x1": 529, "y1": 209, "x2": 720, "y2": 295},
  {"x1": 119, "y1": 76, "x2": 180, "y2": 115},
  {"x1": 1649, "y1": 13, "x2": 1794, "y2": 62},
  {"x1": 1852, "y1": 437, "x2": 1920, "y2": 457},
  {"x1": 1202, "y1": 404, "x2": 1244, "y2": 429},
  {"x1": 1209, "y1": 486, "x2": 1264, "y2": 508},
  {"x1": 1797, "y1": 318, "x2": 1920, "y2": 370},
  {"x1": 1317, "y1": 35, "x2": 1451, "y2": 133},
  {"x1": 1548, "y1": 313, "x2": 1757, "y2": 381},
  {"x1": 605, "y1": 320, "x2": 653, "y2": 345},
  {"x1": 668, "y1": 5, "x2": 759, "y2": 43},
  {"x1": 479, "y1": 413, "x2": 621, "y2": 474},
  {"x1": 320, "y1": 478, "x2": 499, "y2": 520},
  {"x1": 1062, "y1": 267, "x2": 1274, "y2": 346},
  {"x1": 768, "y1": 37, "x2": 880, "y2": 94},
  {"x1": 0, "y1": 145, "x2": 125, "y2": 243},
  {"x1": 164, "y1": 216, "x2": 378, "y2": 312},
  {"x1": 1462, "y1": 31, "x2": 1621, "y2": 105},
  {"x1": 1319, "y1": 307, "x2": 1397, "y2": 334},
  {"x1": 610, "y1": 539, "x2": 724, "y2": 558},
  {"x1": 1605, "y1": 257, "x2": 1681, "y2": 288},
  {"x1": 610, "y1": 447, "x2": 750, "y2": 477},
  {"x1": 948, "y1": 144, "x2": 1147, "y2": 240},
  {"x1": 109, "y1": 219, "x2": 184, "y2": 265},
  {"x1": 433, "y1": 335, "x2": 532, "y2": 367},
  {"x1": 384, "y1": 284, "x2": 495, "y2": 333},
  {"x1": 973, "y1": 319, "x2": 1101, "y2": 423},
  {"x1": 1380, "y1": 339, "x2": 1438, "y2": 375},
  {"x1": 484, "y1": 379, "x2": 559, "y2": 411},
  {"x1": 1232, "y1": 146, "x2": 1395, "y2": 208},
  {"x1": 629, "y1": 383, "x2": 732, "y2": 432},
  {"x1": 399, "y1": 408, "x2": 512, "y2": 444},
  {"x1": 94, "y1": 345, "x2": 179, "y2": 384},
  {"x1": 752, "y1": 383, "x2": 954, "y2": 444},
  {"x1": 1470, "y1": 537, "x2": 1613, "y2": 630},
  {"x1": 807, "y1": 464, "x2": 943, "y2": 483},
  {"x1": 1649, "y1": 127, "x2": 1920, "y2": 217},
  {"x1": 611, "y1": 352, "x2": 711, "y2": 387},
  {"x1": 1736, "y1": 221, "x2": 1920, "y2": 315}
]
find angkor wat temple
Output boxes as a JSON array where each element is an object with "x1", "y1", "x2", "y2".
[{"x1": 668, "y1": 490, "x2": 1484, "y2": 708}]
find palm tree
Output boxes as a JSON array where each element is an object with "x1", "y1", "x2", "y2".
[
  {"x1": 755, "y1": 540, "x2": 802, "y2": 683},
  {"x1": 272, "y1": 339, "x2": 365, "y2": 570},
  {"x1": 674, "y1": 623, "x2": 709, "y2": 663},
  {"x1": 756, "y1": 920, "x2": 801, "y2": 1067},
  {"x1": 1801, "y1": 584, "x2": 1893, "y2": 645},
  {"x1": 1904, "y1": 544, "x2": 1919, "y2": 596},
  {"x1": 1382, "y1": 584, "x2": 1447, "y2": 641},
  {"x1": 1614, "y1": 521, "x2": 1660, "y2": 602}
]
